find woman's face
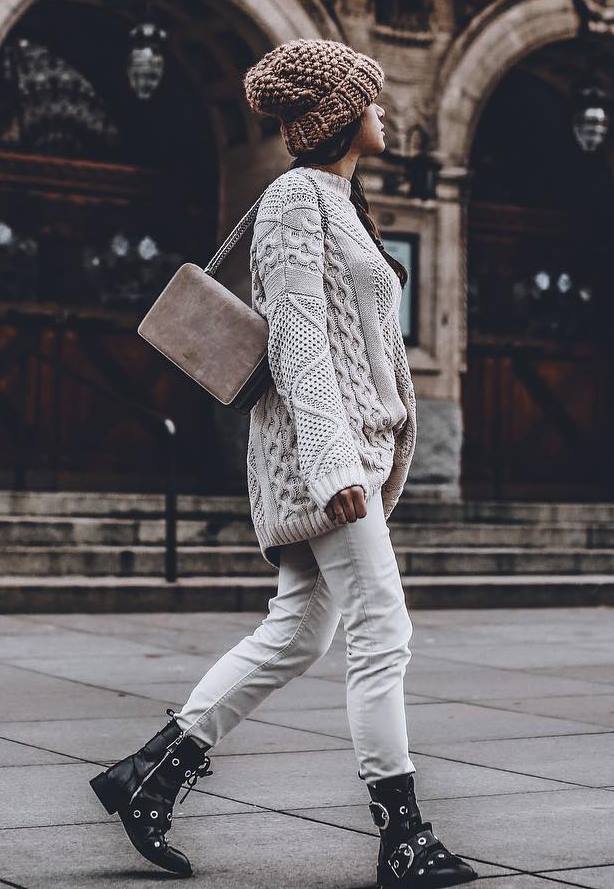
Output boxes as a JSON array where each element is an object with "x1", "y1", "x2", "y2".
[{"x1": 353, "y1": 102, "x2": 386, "y2": 157}]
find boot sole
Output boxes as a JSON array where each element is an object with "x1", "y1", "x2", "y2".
[
  {"x1": 90, "y1": 770, "x2": 122, "y2": 815},
  {"x1": 377, "y1": 870, "x2": 478, "y2": 888}
]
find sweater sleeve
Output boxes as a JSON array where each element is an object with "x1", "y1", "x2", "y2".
[{"x1": 253, "y1": 174, "x2": 368, "y2": 511}]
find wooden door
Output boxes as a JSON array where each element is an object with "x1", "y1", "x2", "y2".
[{"x1": 462, "y1": 202, "x2": 614, "y2": 500}]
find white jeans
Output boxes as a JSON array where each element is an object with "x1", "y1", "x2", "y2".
[{"x1": 175, "y1": 488, "x2": 416, "y2": 785}]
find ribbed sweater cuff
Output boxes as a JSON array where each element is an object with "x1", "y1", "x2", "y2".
[{"x1": 308, "y1": 462, "x2": 368, "y2": 511}]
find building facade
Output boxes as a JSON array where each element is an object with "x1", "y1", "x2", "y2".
[{"x1": 0, "y1": 0, "x2": 612, "y2": 501}]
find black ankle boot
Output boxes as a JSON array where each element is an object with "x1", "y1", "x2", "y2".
[
  {"x1": 367, "y1": 772, "x2": 478, "y2": 888},
  {"x1": 89, "y1": 708, "x2": 213, "y2": 876}
]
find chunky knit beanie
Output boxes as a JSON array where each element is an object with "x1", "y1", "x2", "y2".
[{"x1": 243, "y1": 38, "x2": 384, "y2": 156}]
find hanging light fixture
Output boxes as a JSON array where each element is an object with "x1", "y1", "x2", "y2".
[
  {"x1": 127, "y1": 19, "x2": 167, "y2": 100},
  {"x1": 572, "y1": 83, "x2": 611, "y2": 151}
]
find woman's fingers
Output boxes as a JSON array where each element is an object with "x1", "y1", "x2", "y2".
[
  {"x1": 352, "y1": 486, "x2": 368, "y2": 519},
  {"x1": 326, "y1": 486, "x2": 368, "y2": 524}
]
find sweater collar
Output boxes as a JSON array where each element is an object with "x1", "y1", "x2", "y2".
[{"x1": 300, "y1": 166, "x2": 352, "y2": 201}]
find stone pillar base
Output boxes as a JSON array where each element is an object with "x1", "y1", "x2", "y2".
[{"x1": 407, "y1": 397, "x2": 462, "y2": 497}]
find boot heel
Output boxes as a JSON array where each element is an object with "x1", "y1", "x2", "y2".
[{"x1": 90, "y1": 771, "x2": 122, "y2": 815}]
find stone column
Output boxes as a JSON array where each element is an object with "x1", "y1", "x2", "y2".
[{"x1": 404, "y1": 164, "x2": 471, "y2": 500}]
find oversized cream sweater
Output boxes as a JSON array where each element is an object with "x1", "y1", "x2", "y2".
[{"x1": 247, "y1": 165, "x2": 417, "y2": 570}]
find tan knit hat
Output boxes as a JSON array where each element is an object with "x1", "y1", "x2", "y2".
[{"x1": 243, "y1": 38, "x2": 384, "y2": 156}]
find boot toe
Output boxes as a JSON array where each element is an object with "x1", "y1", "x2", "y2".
[
  {"x1": 425, "y1": 858, "x2": 478, "y2": 887},
  {"x1": 120, "y1": 811, "x2": 193, "y2": 876}
]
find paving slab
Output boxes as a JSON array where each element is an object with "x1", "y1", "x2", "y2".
[
  {"x1": 398, "y1": 664, "x2": 611, "y2": 702},
  {"x1": 533, "y1": 664, "x2": 614, "y2": 686},
  {"x1": 0, "y1": 715, "x2": 352, "y2": 761},
  {"x1": 2, "y1": 607, "x2": 613, "y2": 886},
  {"x1": 254, "y1": 701, "x2": 608, "y2": 745},
  {"x1": 417, "y1": 642, "x2": 614, "y2": 671},
  {"x1": 410, "y1": 620, "x2": 614, "y2": 648},
  {"x1": 296, "y1": 789, "x2": 614, "y2": 876},
  {"x1": 427, "y1": 731, "x2": 614, "y2": 786},
  {"x1": 0, "y1": 630, "x2": 170, "y2": 660},
  {"x1": 478, "y1": 694, "x2": 614, "y2": 728},
  {"x1": 0, "y1": 664, "x2": 169, "y2": 720},
  {"x1": 4, "y1": 652, "x2": 220, "y2": 687},
  {"x1": 0, "y1": 811, "x2": 378, "y2": 889},
  {"x1": 0, "y1": 736, "x2": 78, "y2": 767},
  {"x1": 540, "y1": 865, "x2": 614, "y2": 887},
  {"x1": 119, "y1": 676, "x2": 436, "y2": 711},
  {"x1": 408, "y1": 606, "x2": 614, "y2": 628},
  {"x1": 195, "y1": 748, "x2": 570, "y2": 810},
  {"x1": 27, "y1": 611, "x2": 260, "y2": 634},
  {"x1": 477, "y1": 879, "x2": 585, "y2": 887},
  {"x1": 418, "y1": 788, "x2": 614, "y2": 873},
  {"x1": 281, "y1": 804, "x2": 516, "y2": 878},
  {"x1": 0, "y1": 761, "x2": 263, "y2": 829},
  {"x1": 0, "y1": 614, "x2": 59, "y2": 633}
]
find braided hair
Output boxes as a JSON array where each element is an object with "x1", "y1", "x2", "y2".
[{"x1": 287, "y1": 116, "x2": 408, "y2": 289}]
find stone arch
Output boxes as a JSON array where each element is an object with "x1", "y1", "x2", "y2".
[
  {"x1": 0, "y1": 0, "x2": 338, "y2": 48},
  {"x1": 437, "y1": 0, "x2": 581, "y2": 167}
]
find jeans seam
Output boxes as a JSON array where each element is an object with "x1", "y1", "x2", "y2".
[
  {"x1": 181, "y1": 568, "x2": 324, "y2": 739},
  {"x1": 343, "y1": 521, "x2": 373, "y2": 651},
  {"x1": 343, "y1": 521, "x2": 374, "y2": 783}
]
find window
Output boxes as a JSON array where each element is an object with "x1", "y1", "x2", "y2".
[{"x1": 380, "y1": 232, "x2": 419, "y2": 345}]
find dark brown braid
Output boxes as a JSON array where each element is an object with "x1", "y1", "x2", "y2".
[{"x1": 287, "y1": 117, "x2": 408, "y2": 289}]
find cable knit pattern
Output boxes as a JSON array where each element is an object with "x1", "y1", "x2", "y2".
[{"x1": 247, "y1": 166, "x2": 417, "y2": 569}]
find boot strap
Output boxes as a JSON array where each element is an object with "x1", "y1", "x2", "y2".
[
  {"x1": 383, "y1": 826, "x2": 452, "y2": 882},
  {"x1": 368, "y1": 800, "x2": 415, "y2": 830},
  {"x1": 129, "y1": 798, "x2": 174, "y2": 827},
  {"x1": 369, "y1": 801, "x2": 390, "y2": 829}
]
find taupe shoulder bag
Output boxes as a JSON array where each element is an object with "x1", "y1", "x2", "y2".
[{"x1": 137, "y1": 171, "x2": 327, "y2": 415}]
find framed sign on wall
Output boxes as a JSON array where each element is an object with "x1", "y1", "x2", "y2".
[{"x1": 380, "y1": 232, "x2": 419, "y2": 345}]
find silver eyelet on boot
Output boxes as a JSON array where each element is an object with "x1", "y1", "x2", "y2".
[
  {"x1": 172, "y1": 758, "x2": 180, "y2": 766},
  {"x1": 133, "y1": 810, "x2": 141, "y2": 818},
  {"x1": 150, "y1": 810, "x2": 158, "y2": 818}
]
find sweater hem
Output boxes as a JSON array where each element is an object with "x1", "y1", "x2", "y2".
[{"x1": 254, "y1": 472, "x2": 388, "y2": 571}]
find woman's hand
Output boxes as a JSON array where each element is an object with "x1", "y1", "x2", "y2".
[{"x1": 325, "y1": 486, "x2": 367, "y2": 525}]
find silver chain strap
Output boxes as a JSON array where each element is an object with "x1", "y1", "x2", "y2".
[{"x1": 203, "y1": 193, "x2": 266, "y2": 277}]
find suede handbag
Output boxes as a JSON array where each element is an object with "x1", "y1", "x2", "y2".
[
  {"x1": 137, "y1": 172, "x2": 328, "y2": 415},
  {"x1": 137, "y1": 191, "x2": 271, "y2": 414}
]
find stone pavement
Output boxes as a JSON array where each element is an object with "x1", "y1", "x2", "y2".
[{"x1": 1, "y1": 607, "x2": 614, "y2": 889}]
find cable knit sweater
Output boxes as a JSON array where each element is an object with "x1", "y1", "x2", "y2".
[{"x1": 247, "y1": 166, "x2": 417, "y2": 570}]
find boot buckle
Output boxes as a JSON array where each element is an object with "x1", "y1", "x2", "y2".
[
  {"x1": 369, "y1": 801, "x2": 390, "y2": 829},
  {"x1": 388, "y1": 842, "x2": 414, "y2": 879}
]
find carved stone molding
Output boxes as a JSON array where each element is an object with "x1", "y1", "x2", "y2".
[
  {"x1": 372, "y1": 0, "x2": 437, "y2": 44},
  {"x1": 577, "y1": 0, "x2": 614, "y2": 35}
]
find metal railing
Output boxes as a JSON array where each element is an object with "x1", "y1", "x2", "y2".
[{"x1": 10, "y1": 349, "x2": 179, "y2": 583}]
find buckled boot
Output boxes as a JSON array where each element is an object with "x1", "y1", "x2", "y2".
[
  {"x1": 89, "y1": 708, "x2": 213, "y2": 876},
  {"x1": 367, "y1": 772, "x2": 478, "y2": 888}
]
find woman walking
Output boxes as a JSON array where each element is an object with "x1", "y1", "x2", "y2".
[{"x1": 90, "y1": 39, "x2": 478, "y2": 888}]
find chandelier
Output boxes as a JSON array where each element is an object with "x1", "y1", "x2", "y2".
[
  {"x1": 572, "y1": 83, "x2": 611, "y2": 152},
  {"x1": 127, "y1": 21, "x2": 167, "y2": 100}
]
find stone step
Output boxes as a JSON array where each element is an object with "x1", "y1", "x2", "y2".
[
  {"x1": 2, "y1": 490, "x2": 614, "y2": 524},
  {"x1": 0, "y1": 574, "x2": 612, "y2": 613},
  {"x1": 3, "y1": 545, "x2": 614, "y2": 576},
  {"x1": 1, "y1": 516, "x2": 613, "y2": 548}
]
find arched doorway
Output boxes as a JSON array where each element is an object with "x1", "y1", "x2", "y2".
[
  {"x1": 461, "y1": 38, "x2": 614, "y2": 499},
  {"x1": 0, "y1": 0, "x2": 323, "y2": 493}
]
